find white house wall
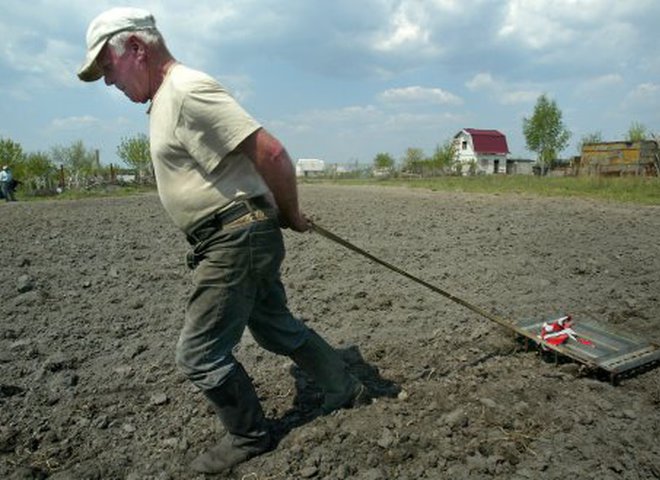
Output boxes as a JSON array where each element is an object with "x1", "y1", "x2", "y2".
[
  {"x1": 295, "y1": 158, "x2": 325, "y2": 177},
  {"x1": 454, "y1": 132, "x2": 507, "y2": 175}
]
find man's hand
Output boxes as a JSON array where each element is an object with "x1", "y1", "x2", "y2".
[
  {"x1": 281, "y1": 212, "x2": 311, "y2": 232},
  {"x1": 238, "y1": 128, "x2": 309, "y2": 232}
]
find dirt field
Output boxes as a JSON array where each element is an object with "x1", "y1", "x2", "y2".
[{"x1": 1, "y1": 184, "x2": 659, "y2": 480}]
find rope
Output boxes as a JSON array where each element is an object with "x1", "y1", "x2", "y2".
[{"x1": 309, "y1": 221, "x2": 515, "y2": 330}]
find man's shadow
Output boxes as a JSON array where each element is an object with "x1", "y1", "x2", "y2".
[{"x1": 269, "y1": 345, "x2": 400, "y2": 444}]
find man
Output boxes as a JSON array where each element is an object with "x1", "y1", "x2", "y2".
[
  {"x1": 77, "y1": 7, "x2": 369, "y2": 475},
  {"x1": 0, "y1": 166, "x2": 16, "y2": 202}
]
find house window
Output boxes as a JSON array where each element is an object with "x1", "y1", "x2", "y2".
[{"x1": 461, "y1": 141, "x2": 467, "y2": 150}]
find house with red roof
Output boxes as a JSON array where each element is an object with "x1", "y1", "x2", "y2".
[{"x1": 453, "y1": 128, "x2": 510, "y2": 175}]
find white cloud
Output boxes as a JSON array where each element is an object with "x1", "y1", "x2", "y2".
[
  {"x1": 269, "y1": 100, "x2": 467, "y2": 162},
  {"x1": 296, "y1": 105, "x2": 380, "y2": 126},
  {"x1": 216, "y1": 74, "x2": 254, "y2": 102},
  {"x1": 48, "y1": 115, "x2": 100, "y2": 131},
  {"x1": 272, "y1": 102, "x2": 463, "y2": 139},
  {"x1": 0, "y1": 85, "x2": 31, "y2": 102},
  {"x1": 466, "y1": 73, "x2": 496, "y2": 91},
  {"x1": 373, "y1": 6, "x2": 434, "y2": 54},
  {"x1": 498, "y1": 0, "x2": 584, "y2": 50},
  {"x1": 465, "y1": 72, "x2": 540, "y2": 105},
  {"x1": 0, "y1": 2, "x2": 100, "y2": 92},
  {"x1": 497, "y1": 0, "x2": 659, "y2": 67},
  {"x1": 630, "y1": 83, "x2": 660, "y2": 96},
  {"x1": 270, "y1": 105, "x2": 381, "y2": 136},
  {"x1": 625, "y1": 83, "x2": 660, "y2": 105},
  {"x1": 589, "y1": 74, "x2": 624, "y2": 88},
  {"x1": 501, "y1": 90, "x2": 539, "y2": 105},
  {"x1": 381, "y1": 111, "x2": 464, "y2": 133},
  {"x1": 574, "y1": 74, "x2": 624, "y2": 97},
  {"x1": 1, "y1": 1, "x2": 660, "y2": 164},
  {"x1": 379, "y1": 86, "x2": 462, "y2": 106}
]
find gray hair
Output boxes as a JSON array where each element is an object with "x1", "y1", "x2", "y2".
[{"x1": 107, "y1": 28, "x2": 163, "y2": 55}]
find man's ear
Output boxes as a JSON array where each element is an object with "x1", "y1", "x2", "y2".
[{"x1": 127, "y1": 35, "x2": 147, "y2": 59}]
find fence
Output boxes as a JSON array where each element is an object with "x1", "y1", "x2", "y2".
[{"x1": 16, "y1": 164, "x2": 155, "y2": 196}]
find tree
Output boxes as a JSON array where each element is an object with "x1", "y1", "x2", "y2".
[
  {"x1": 0, "y1": 138, "x2": 59, "y2": 193},
  {"x1": 51, "y1": 140, "x2": 98, "y2": 172},
  {"x1": 0, "y1": 137, "x2": 25, "y2": 167},
  {"x1": 51, "y1": 140, "x2": 100, "y2": 188},
  {"x1": 402, "y1": 147, "x2": 427, "y2": 175},
  {"x1": 577, "y1": 131, "x2": 603, "y2": 154},
  {"x1": 17, "y1": 152, "x2": 57, "y2": 192},
  {"x1": 523, "y1": 94, "x2": 571, "y2": 174},
  {"x1": 626, "y1": 122, "x2": 648, "y2": 142},
  {"x1": 373, "y1": 152, "x2": 395, "y2": 169},
  {"x1": 117, "y1": 133, "x2": 152, "y2": 180},
  {"x1": 430, "y1": 140, "x2": 456, "y2": 175}
]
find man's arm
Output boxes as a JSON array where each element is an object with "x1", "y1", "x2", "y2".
[{"x1": 237, "y1": 127, "x2": 310, "y2": 232}]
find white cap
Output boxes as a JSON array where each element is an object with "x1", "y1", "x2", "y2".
[{"x1": 78, "y1": 7, "x2": 156, "y2": 82}]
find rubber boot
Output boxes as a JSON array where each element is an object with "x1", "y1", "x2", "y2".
[
  {"x1": 190, "y1": 364, "x2": 272, "y2": 474},
  {"x1": 290, "y1": 329, "x2": 370, "y2": 414}
]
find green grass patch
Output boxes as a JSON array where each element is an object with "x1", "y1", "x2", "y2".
[
  {"x1": 13, "y1": 176, "x2": 659, "y2": 205},
  {"x1": 307, "y1": 175, "x2": 660, "y2": 205},
  {"x1": 17, "y1": 184, "x2": 157, "y2": 202}
]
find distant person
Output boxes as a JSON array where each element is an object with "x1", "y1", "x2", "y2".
[
  {"x1": 0, "y1": 166, "x2": 16, "y2": 202},
  {"x1": 77, "y1": 7, "x2": 370, "y2": 475}
]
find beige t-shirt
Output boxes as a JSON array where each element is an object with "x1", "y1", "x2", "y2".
[{"x1": 149, "y1": 64, "x2": 269, "y2": 232}]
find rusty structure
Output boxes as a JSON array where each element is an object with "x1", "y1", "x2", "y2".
[{"x1": 577, "y1": 140, "x2": 660, "y2": 176}]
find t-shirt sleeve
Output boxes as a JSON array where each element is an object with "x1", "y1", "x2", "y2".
[{"x1": 174, "y1": 81, "x2": 261, "y2": 174}]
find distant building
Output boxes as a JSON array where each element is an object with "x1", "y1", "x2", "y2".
[
  {"x1": 578, "y1": 140, "x2": 659, "y2": 176},
  {"x1": 453, "y1": 128, "x2": 510, "y2": 175},
  {"x1": 506, "y1": 158, "x2": 536, "y2": 175},
  {"x1": 372, "y1": 167, "x2": 392, "y2": 178},
  {"x1": 295, "y1": 158, "x2": 325, "y2": 177},
  {"x1": 116, "y1": 174, "x2": 136, "y2": 183}
]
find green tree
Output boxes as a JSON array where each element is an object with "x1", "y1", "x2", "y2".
[
  {"x1": 117, "y1": 133, "x2": 152, "y2": 180},
  {"x1": 402, "y1": 147, "x2": 427, "y2": 175},
  {"x1": 0, "y1": 137, "x2": 25, "y2": 167},
  {"x1": 523, "y1": 94, "x2": 571, "y2": 174},
  {"x1": 51, "y1": 140, "x2": 98, "y2": 172},
  {"x1": 430, "y1": 140, "x2": 456, "y2": 174},
  {"x1": 626, "y1": 122, "x2": 648, "y2": 141},
  {"x1": 373, "y1": 152, "x2": 395, "y2": 169},
  {"x1": 51, "y1": 140, "x2": 100, "y2": 187},
  {"x1": 577, "y1": 131, "x2": 603, "y2": 154},
  {"x1": 17, "y1": 152, "x2": 57, "y2": 192}
]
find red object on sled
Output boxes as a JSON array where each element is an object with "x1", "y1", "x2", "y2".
[{"x1": 541, "y1": 315, "x2": 593, "y2": 348}]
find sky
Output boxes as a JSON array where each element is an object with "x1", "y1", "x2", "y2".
[{"x1": 1, "y1": 0, "x2": 659, "y2": 167}]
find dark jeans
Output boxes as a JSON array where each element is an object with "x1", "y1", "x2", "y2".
[
  {"x1": 0, "y1": 182, "x2": 15, "y2": 201},
  {"x1": 176, "y1": 217, "x2": 310, "y2": 390}
]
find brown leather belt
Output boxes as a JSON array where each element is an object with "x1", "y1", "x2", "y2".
[{"x1": 186, "y1": 196, "x2": 273, "y2": 244}]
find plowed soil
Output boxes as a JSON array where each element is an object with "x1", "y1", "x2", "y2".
[{"x1": 2, "y1": 184, "x2": 659, "y2": 480}]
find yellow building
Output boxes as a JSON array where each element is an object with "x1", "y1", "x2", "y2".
[{"x1": 578, "y1": 140, "x2": 659, "y2": 176}]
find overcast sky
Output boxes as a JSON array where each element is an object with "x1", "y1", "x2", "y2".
[{"x1": 1, "y1": 0, "x2": 659, "y2": 166}]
